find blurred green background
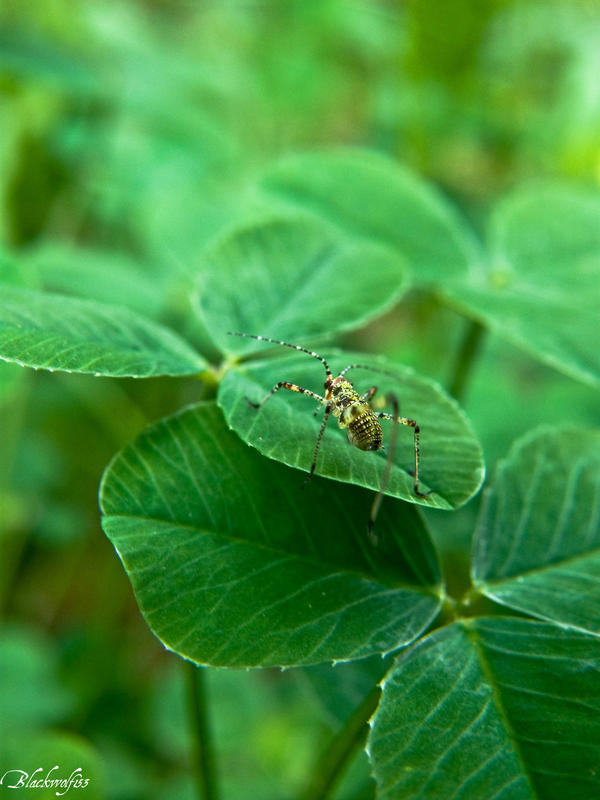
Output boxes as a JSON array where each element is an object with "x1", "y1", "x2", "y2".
[{"x1": 1, "y1": 1, "x2": 599, "y2": 798}]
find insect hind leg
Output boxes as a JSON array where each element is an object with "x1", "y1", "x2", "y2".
[
  {"x1": 368, "y1": 394, "x2": 400, "y2": 541},
  {"x1": 377, "y1": 406, "x2": 430, "y2": 499}
]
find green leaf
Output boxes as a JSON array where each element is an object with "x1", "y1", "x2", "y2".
[
  {"x1": 472, "y1": 426, "x2": 600, "y2": 636},
  {"x1": 218, "y1": 349, "x2": 484, "y2": 509},
  {"x1": 99, "y1": 402, "x2": 442, "y2": 668},
  {"x1": 443, "y1": 185, "x2": 600, "y2": 388},
  {"x1": 368, "y1": 617, "x2": 600, "y2": 800},
  {"x1": 194, "y1": 215, "x2": 409, "y2": 355},
  {"x1": 260, "y1": 149, "x2": 480, "y2": 284},
  {"x1": 0, "y1": 286, "x2": 205, "y2": 377}
]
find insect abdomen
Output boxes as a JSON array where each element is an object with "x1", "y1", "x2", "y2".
[{"x1": 339, "y1": 403, "x2": 383, "y2": 451}]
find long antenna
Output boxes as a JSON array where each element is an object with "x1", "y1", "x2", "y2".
[
  {"x1": 227, "y1": 332, "x2": 332, "y2": 377},
  {"x1": 339, "y1": 363, "x2": 400, "y2": 380}
]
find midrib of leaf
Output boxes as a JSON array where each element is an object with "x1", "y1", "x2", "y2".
[
  {"x1": 197, "y1": 416, "x2": 273, "y2": 540},
  {"x1": 1, "y1": 288, "x2": 206, "y2": 377},
  {"x1": 0, "y1": 332, "x2": 169, "y2": 373},
  {"x1": 462, "y1": 621, "x2": 537, "y2": 798},
  {"x1": 4, "y1": 298, "x2": 133, "y2": 345},
  {"x1": 103, "y1": 514, "x2": 441, "y2": 596},
  {"x1": 479, "y1": 439, "x2": 600, "y2": 584},
  {"x1": 206, "y1": 581, "x2": 407, "y2": 665},
  {"x1": 475, "y1": 545, "x2": 600, "y2": 589}
]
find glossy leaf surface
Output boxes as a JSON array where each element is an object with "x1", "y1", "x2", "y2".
[
  {"x1": 369, "y1": 617, "x2": 600, "y2": 800},
  {"x1": 472, "y1": 426, "x2": 600, "y2": 635},
  {"x1": 100, "y1": 403, "x2": 442, "y2": 668},
  {"x1": 0, "y1": 286, "x2": 205, "y2": 377}
]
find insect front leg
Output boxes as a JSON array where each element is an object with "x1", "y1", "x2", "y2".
[
  {"x1": 360, "y1": 386, "x2": 378, "y2": 403},
  {"x1": 304, "y1": 403, "x2": 333, "y2": 485},
  {"x1": 245, "y1": 382, "x2": 326, "y2": 409},
  {"x1": 245, "y1": 380, "x2": 330, "y2": 487}
]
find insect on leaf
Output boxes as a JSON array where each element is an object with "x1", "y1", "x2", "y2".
[{"x1": 218, "y1": 348, "x2": 484, "y2": 509}]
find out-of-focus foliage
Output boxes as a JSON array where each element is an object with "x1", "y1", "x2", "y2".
[{"x1": 1, "y1": 1, "x2": 599, "y2": 798}]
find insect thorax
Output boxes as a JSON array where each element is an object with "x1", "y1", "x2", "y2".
[{"x1": 329, "y1": 380, "x2": 383, "y2": 452}]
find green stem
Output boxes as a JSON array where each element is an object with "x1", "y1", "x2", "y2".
[
  {"x1": 447, "y1": 318, "x2": 486, "y2": 404},
  {"x1": 299, "y1": 684, "x2": 380, "y2": 800},
  {"x1": 185, "y1": 662, "x2": 219, "y2": 800}
]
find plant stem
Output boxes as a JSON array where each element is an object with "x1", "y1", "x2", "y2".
[
  {"x1": 299, "y1": 684, "x2": 381, "y2": 800},
  {"x1": 185, "y1": 662, "x2": 219, "y2": 800},
  {"x1": 447, "y1": 318, "x2": 486, "y2": 404}
]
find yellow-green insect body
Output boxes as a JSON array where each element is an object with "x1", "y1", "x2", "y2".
[{"x1": 326, "y1": 376, "x2": 383, "y2": 451}]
